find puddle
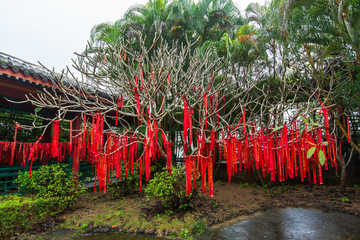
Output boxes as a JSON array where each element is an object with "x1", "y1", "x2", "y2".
[{"x1": 199, "y1": 208, "x2": 360, "y2": 240}]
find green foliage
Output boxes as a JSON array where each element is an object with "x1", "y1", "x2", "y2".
[
  {"x1": 0, "y1": 111, "x2": 44, "y2": 142},
  {"x1": 318, "y1": 150, "x2": 326, "y2": 166},
  {"x1": 15, "y1": 163, "x2": 85, "y2": 199},
  {"x1": 0, "y1": 111, "x2": 71, "y2": 142},
  {"x1": 80, "y1": 223, "x2": 88, "y2": 230},
  {"x1": 145, "y1": 168, "x2": 196, "y2": 211},
  {"x1": 179, "y1": 228, "x2": 194, "y2": 239},
  {"x1": 341, "y1": 197, "x2": 349, "y2": 203},
  {"x1": 107, "y1": 173, "x2": 139, "y2": 199},
  {"x1": 191, "y1": 219, "x2": 206, "y2": 234},
  {"x1": 307, "y1": 147, "x2": 316, "y2": 159},
  {"x1": 306, "y1": 147, "x2": 326, "y2": 166},
  {"x1": 0, "y1": 194, "x2": 75, "y2": 239},
  {"x1": 0, "y1": 164, "x2": 85, "y2": 238}
]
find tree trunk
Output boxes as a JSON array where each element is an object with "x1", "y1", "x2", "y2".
[
  {"x1": 339, "y1": 147, "x2": 353, "y2": 192},
  {"x1": 340, "y1": 156, "x2": 346, "y2": 192}
]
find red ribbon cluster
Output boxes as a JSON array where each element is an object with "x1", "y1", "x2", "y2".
[
  {"x1": 66, "y1": 113, "x2": 172, "y2": 193},
  {"x1": 185, "y1": 131, "x2": 215, "y2": 197},
  {"x1": 0, "y1": 141, "x2": 70, "y2": 168},
  {"x1": 1, "y1": 90, "x2": 352, "y2": 197},
  {"x1": 183, "y1": 96, "x2": 342, "y2": 197}
]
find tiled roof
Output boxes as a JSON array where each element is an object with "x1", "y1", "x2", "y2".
[
  {"x1": 0, "y1": 52, "x2": 52, "y2": 83},
  {"x1": 0, "y1": 52, "x2": 113, "y2": 100}
]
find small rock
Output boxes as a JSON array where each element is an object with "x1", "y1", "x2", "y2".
[
  {"x1": 103, "y1": 227, "x2": 110, "y2": 233},
  {"x1": 147, "y1": 228, "x2": 156, "y2": 235},
  {"x1": 88, "y1": 221, "x2": 94, "y2": 227}
]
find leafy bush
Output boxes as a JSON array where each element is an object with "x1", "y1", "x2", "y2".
[
  {"x1": 0, "y1": 164, "x2": 86, "y2": 238},
  {"x1": 0, "y1": 194, "x2": 74, "y2": 239},
  {"x1": 107, "y1": 173, "x2": 139, "y2": 199},
  {"x1": 15, "y1": 163, "x2": 84, "y2": 199},
  {"x1": 145, "y1": 168, "x2": 196, "y2": 211}
]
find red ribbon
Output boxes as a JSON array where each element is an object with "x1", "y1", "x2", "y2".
[{"x1": 69, "y1": 120, "x2": 73, "y2": 152}]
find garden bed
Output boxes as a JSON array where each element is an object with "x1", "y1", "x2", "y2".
[{"x1": 26, "y1": 182, "x2": 360, "y2": 239}]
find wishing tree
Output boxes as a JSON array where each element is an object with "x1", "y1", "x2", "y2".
[{"x1": 6, "y1": 34, "x2": 348, "y2": 196}]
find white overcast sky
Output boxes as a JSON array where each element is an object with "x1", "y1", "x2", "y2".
[{"x1": 1, "y1": 0, "x2": 266, "y2": 76}]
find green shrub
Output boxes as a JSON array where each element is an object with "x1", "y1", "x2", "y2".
[
  {"x1": 0, "y1": 164, "x2": 86, "y2": 238},
  {"x1": 0, "y1": 194, "x2": 74, "y2": 239},
  {"x1": 15, "y1": 163, "x2": 84, "y2": 199},
  {"x1": 107, "y1": 173, "x2": 139, "y2": 199},
  {"x1": 145, "y1": 168, "x2": 196, "y2": 211}
]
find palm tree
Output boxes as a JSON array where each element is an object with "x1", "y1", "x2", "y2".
[
  {"x1": 89, "y1": 20, "x2": 123, "y2": 47},
  {"x1": 186, "y1": 0, "x2": 243, "y2": 43},
  {"x1": 120, "y1": 0, "x2": 172, "y2": 46},
  {"x1": 89, "y1": 0, "x2": 244, "y2": 50}
]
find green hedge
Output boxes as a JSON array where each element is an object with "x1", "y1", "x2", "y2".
[{"x1": 0, "y1": 194, "x2": 74, "y2": 239}]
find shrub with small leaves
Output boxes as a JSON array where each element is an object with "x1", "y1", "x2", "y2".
[
  {"x1": 145, "y1": 168, "x2": 196, "y2": 211},
  {"x1": 15, "y1": 163, "x2": 85, "y2": 201},
  {"x1": 0, "y1": 164, "x2": 86, "y2": 238}
]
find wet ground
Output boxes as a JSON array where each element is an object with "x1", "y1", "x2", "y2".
[
  {"x1": 41, "y1": 230, "x2": 164, "y2": 240},
  {"x1": 44, "y1": 208, "x2": 360, "y2": 240},
  {"x1": 199, "y1": 208, "x2": 360, "y2": 240},
  {"x1": 51, "y1": 184, "x2": 359, "y2": 239},
  {"x1": 76, "y1": 233, "x2": 165, "y2": 240}
]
